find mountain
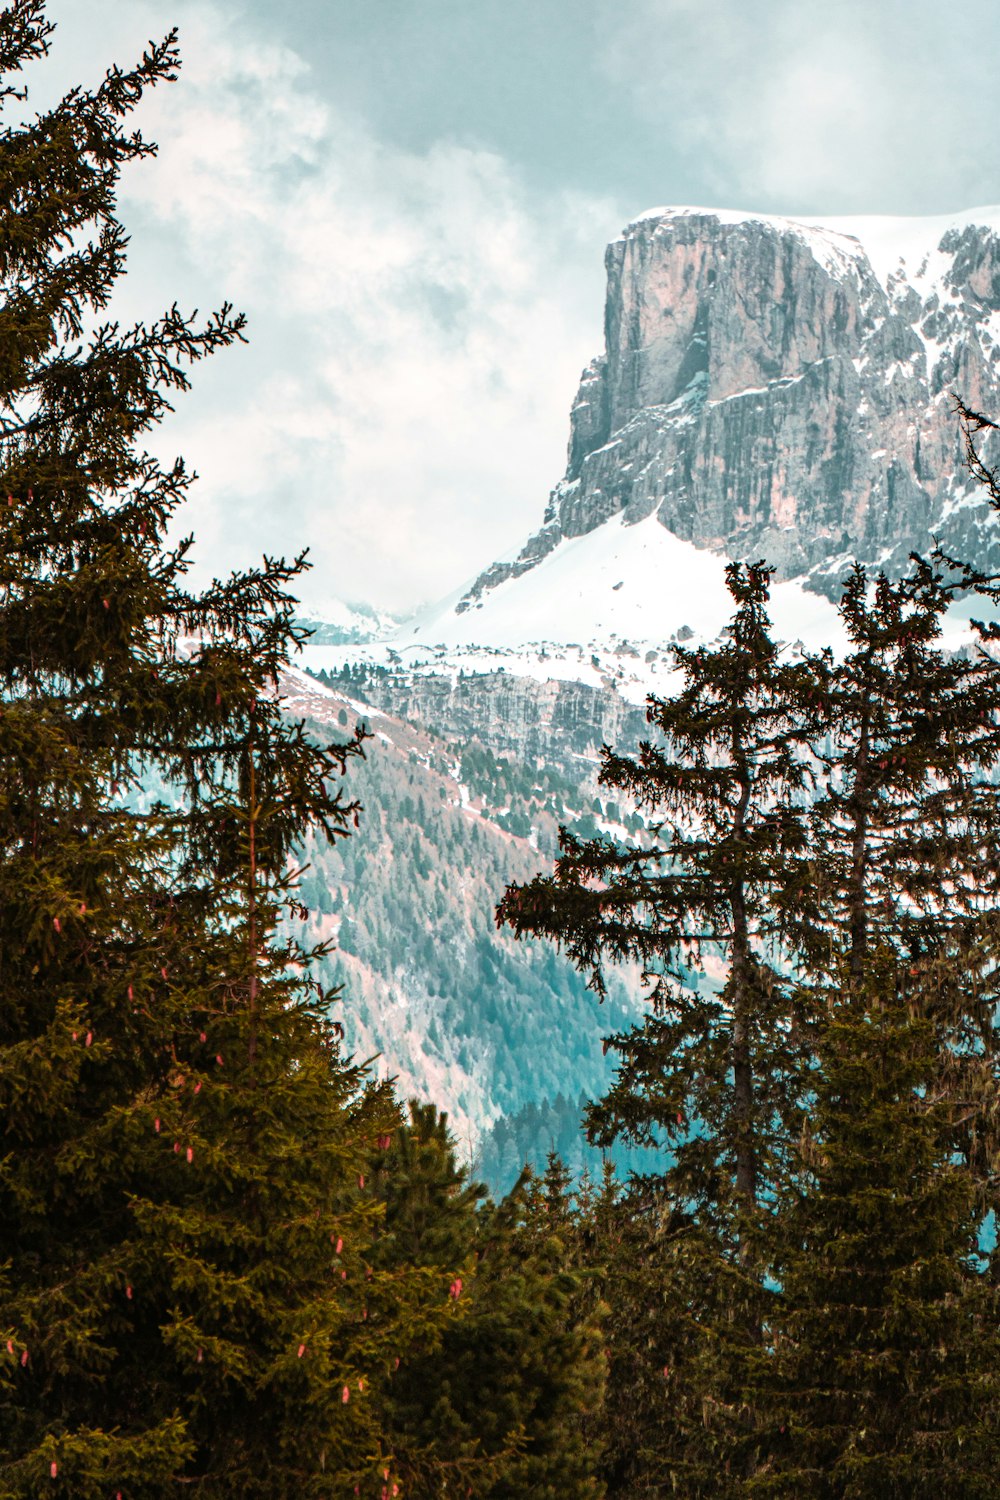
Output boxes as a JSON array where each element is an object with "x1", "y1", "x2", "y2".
[
  {"x1": 295, "y1": 597, "x2": 404, "y2": 646},
  {"x1": 294, "y1": 207, "x2": 1000, "y2": 1186},
  {"x1": 448, "y1": 204, "x2": 1000, "y2": 620}
]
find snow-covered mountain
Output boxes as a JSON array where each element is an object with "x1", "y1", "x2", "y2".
[
  {"x1": 303, "y1": 206, "x2": 1000, "y2": 693},
  {"x1": 306, "y1": 514, "x2": 844, "y2": 707},
  {"x1": 291, "y1": 208, "x2": 1000, "y2": 1171},
  {"x1": 454, "y1": 205, "x2": 1000, "y2": 609}
]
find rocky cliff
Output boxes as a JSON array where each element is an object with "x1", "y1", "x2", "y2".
[
  {"x1": 459, "y1": 207, "x2": 1000, "y2": 607},
  {"x1": 325, "y1": 662, "x2": 648, "y2": 772}
]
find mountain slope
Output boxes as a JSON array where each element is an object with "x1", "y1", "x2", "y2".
[
  {"x1": 452, "y1": 204, "x2": 1000, "y2": 617},
  {"x1": 279, "y1": 667, "x2": 646, "y2": 1167}
]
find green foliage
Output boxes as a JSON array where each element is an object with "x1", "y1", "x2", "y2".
[
  {"x1": 583, "y1": 1166, "x2": 759, "y2": 1498},
  {"x1": 6, "y1": 7, "x2": 1000, "y2": 1492},
  {"x1": 740, "y1": 962, "x2": 1000, "y2": 1497},
  {"x1": 0, "y1": 7, "x2": 446, "y2": 1494},
  {"x1": 376, "y1": 1109, "x2": 607, "y2": 1498},
  {"x1": 500, "y1": 514, "x2": 1000, "y2": 1492}
]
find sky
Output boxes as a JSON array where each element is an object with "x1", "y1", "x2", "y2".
[{"x1": 33, "y1": 0, "x2": 1000, "y2": 615}]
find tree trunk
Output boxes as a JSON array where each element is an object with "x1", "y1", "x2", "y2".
[{"x1": 730, "y1": 734, "x2": 757, "y2": 1206}]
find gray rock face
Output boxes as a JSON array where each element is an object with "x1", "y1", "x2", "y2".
[
  {"x1": 333, "y1": 665, "x2": 648, "y2": 774},
  {"x1": 461, "y1": 208, "x2": 1000, "y2": 605}
]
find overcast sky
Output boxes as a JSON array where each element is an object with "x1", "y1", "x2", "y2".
[{"x1": 36, "y1": 0, "x2": 1000, "y2": 614}]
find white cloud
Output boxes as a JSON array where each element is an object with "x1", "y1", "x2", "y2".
[
  {"x1": 599, "y1": 0, "x2": 1000, "y2": 213},
  {"x1": 41, "y1": 1, "x2": 618, "y2": 613}
]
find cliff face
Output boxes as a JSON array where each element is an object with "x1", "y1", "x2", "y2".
[
  {"x1": 337, "y1": 666, "x2": 648, "y2": 772},
  {"x1": 461, "y1": 208, "x2": 1000, "y2": 605}
]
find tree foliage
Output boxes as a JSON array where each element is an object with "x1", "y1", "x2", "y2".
[
  {"x1": 500, "y1": 415, "x2": 1000, "y2": 1492},
  {"x1": 0, "y1": 6, "x2": 446, "y2": 1494}
]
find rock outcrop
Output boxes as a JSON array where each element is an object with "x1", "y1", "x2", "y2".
[
  {"x1": 459, "y1": 207, "x2": 1000, "y2": 605},
  {"x1": 324, "y1": 662, "x2": 648, "y2": 774}
]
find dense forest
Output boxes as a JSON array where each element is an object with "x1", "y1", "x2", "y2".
[
  {"x1": 2, "y1": 3, "x2": 1000, "y2": 1496},
  {"x1": 280, "y1": 677, "x2": 666, "y2": 1189}
]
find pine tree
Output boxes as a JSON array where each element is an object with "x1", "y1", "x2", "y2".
[
  {"x1": 496, "y1": 566, "x2": 823, "y2": 1491},
  {"x1": 0, "y1": 7, "x2": 447, "y2": 1494},
  {"x1": 577, "y1": 1158, "x2": 766, "y2": 1499},
  {"x1": 499, "y1": 562, "x2": 816, "y2": 1237},
  {"x1": 739, "y1": 959, "x2": 1000, "y2": 1497}
]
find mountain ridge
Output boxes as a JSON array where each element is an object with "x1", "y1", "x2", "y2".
[{"x1": 286, "y1": 208, "x2": 1000, "y2": 1180}]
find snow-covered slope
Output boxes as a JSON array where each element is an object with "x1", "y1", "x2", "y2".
[
  {"x1": 397, "y1": 511, "x2": 847, "y2": 663},
  {"x1": 805, "y1": 205, "x2": 1000, "y2": 291},
  {"x1": 300, "y1": 508, "x2": 985, "y2": 703},
  {"x1": 300, "y1": 207, "x2": 1000, "y2": 700},
  {"x1": 302, "y1": 514, "x2": 840, "y2": 705}
]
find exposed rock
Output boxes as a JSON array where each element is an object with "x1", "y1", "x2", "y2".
[
  {"x1": 461, "y1": 208, "x2": 1000, "y2": 605},
  {"x1": 325, "y1": 663, "x2": 648, "y2": 774}
]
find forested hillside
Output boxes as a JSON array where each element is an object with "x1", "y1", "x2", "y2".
[{"x1": 279, "y1": 667, "x2": 664, "y2": 1187}]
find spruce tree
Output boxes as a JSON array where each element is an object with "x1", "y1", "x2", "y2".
[
  {"x1": 0, "y1": 7, "x2": 446, "y2": 1494},
  {"x1": 501, "y1": 540, "x2": 1000, "y2": 1492},
  {"x1": 499, "y1": 562, "x2": 816, "y2": 1236},
  {"x1": 739, "y1": 960, "x2": 1000, "y2": 1498}
]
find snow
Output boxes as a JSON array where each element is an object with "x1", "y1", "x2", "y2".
[
  {"x1": 807, "y1": 206, "x2": 1000, "y2": 291},
  {"x1": 295, "y1": 596, "x2": 404, "y2": 644},
  {"x1": 300, "y1": 513, "x2": 853, "y2": 704},
  {"x1": 395, "y1": 512, "x2": 846, "y2": 657},
  {"x1": 298, "y1": 506, "x2": 992, "y2": 706},
  {"x1": 624, "y1": 205, "x2": 867, "y2": 278}
]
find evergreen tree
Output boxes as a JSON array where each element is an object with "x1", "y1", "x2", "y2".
[
  {"x1": 739, "y1": 959, "x2": 1000, "y2": 1497},
  {"x1": 501, "y1": 539, "x2": 1000, "y2": 1491},
  {"x1": 497, "y1": 564, "x2": 826, "y2": 1490},
  {"x1": 578, "y1": 1159, "x2": 764, "y2": 1499},
  {"x1": 499, "y1": 562, "x2": 816, "y2": 1235},
  {"x1": 804, "y1": 558, "x2": 1000, "y2": 988},
  {"x1": 0, "y1": 7, "x2": 446, "y2": 1494},
  {"x1": 376, "y1": 1112, "x2": 606, "y2": 1498}
]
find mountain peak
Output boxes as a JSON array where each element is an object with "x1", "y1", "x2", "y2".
[{"x1": 447, "y1": 204, "x2": 1000, "y2": 626}]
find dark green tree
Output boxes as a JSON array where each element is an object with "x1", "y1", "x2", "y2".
[
  {"x1": 497, "y1": 565, "x2": 820, "y2": 1492},
  {"x1": 501, "y1": 538, "x2": 1000, "y2": 1492},
  {"x1": 0, "y1": 6, "x2": 446, "y2": 1495},
  {"x1": 376, "y1": 1111, "x2": 606, "y2": 1498},
  {"x1": 739, "y1": 959, "x2": 1000, "y2": 1497},
  {"x1": 499, "y1": 562, "x2": 816, "y2": 1236}
]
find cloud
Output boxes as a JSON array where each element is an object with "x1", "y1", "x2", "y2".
[
  {"x1": 598, "y1": 0, "x2": 1000, "y2": 214},
  {"x1": 41, "y1": 0, "x2": 619, "y2": 613}
]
